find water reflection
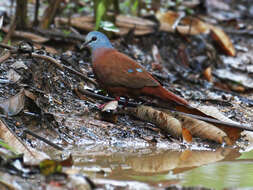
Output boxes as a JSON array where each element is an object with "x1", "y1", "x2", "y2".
[{"x1": 70, "y1": 147, "x2": 246, "y2": 188}]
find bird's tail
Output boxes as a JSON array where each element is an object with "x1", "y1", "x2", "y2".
[{"x1": 141, "y1": 86, "x2": 189, "y2": 106}]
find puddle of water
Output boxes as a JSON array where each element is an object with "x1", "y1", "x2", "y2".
[{"x1": 55, "y1": 146, "x2": 253, "y2": 189}]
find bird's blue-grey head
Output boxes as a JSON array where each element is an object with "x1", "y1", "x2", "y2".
[{"x1": 82, "y1": 31, "x2": 113, "y2": 52}]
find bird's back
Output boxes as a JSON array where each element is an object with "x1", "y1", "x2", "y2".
[{"x1": 92, "y1": 48, "x2": 159, "y2": 89}]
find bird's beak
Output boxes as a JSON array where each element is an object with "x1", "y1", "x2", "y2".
[{"x1": 80, "y1": 39, "x2": 92, "y2": 50}]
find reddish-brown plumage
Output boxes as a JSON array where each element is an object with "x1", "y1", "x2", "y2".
[{"x1": 92, "y1": 48, "x2": 189, "y2": 106}]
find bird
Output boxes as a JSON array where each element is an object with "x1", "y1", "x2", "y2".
[
  {"x1": 81, "y1": 31, "x2": 189, "y2": 107},
  {"x1": 80, "y1": 31, "x2": 252, "y2": 141}
]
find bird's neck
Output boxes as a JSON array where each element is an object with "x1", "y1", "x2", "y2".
[{"x1": 92, "y1": 47, "x2": 114, "y2": 63}]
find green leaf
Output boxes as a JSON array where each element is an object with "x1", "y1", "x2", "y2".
[{"x1": 95, "y1": 0, "x2": 108, "y2": 30}]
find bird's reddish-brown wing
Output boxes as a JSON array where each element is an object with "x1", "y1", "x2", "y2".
[{"x1": 92, "y1": 48, "x2": 159, "y2": 89}]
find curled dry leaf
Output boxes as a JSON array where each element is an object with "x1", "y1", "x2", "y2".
[
  {"x1": 55, "y1": 16, "x2": 94, "y2": 31},
  {"x1": 2, "y1": 27, "x2": 49, "y2": 43},
  {"x1": 156, "y1": 11, "x2": 210, "y2": 34},
  {"x1": 179, "y1": 17, "x2": 210, "y2": 35},
  {"x1": 174, "y1": 113, "x2": 231, "y2": 145},
  {"x1": 210, "y1": 26, "x2": 236, "y2": 56},
  {"x1": 131, "y1": 105, "x2": 182, "y2": 138},
  {"x1": 115, "y1": 15, "x2": 156, "y2": 30},
  {"x1": 193, "y1": 104, "x2": 243, "y2": 143},
  {"x1": 119, "y1": 27, "x2": 154, "y2": 36},
  {"x1": 175, "y1": 104, "x2": 242, "y2": 144},
  {"x1": 128, "y1": 105, "x2": 234, "y2": 144}
]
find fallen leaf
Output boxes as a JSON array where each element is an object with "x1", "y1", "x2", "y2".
[
  {"x1": 127, "y1": 105, "x2": 237, "y2": 144},
  {"x1": 156, "y1": 11, "x2": 182, "y2": 32},
  {"x1": 11, "y1": 60, "x2": 28, "y2": 69},
  {"x1": 115, "y1": 15, "x2": 156, "y2": 30},
  {"x1": 215, "y1": 68, "x2": 253, "y2": 89},
  {"x1": 175, "y1": 104, "x2": 242, "y2": 144},
  {"x1": 59, "y1": 155, "x2": 73, "y2": 167},
  {"x1": 156, "y1": 11, "x2": 210, "y2": 34},
  {"x1": 210, "y1": 26, "x2": 236, "y2": 56},
  {"x1": 175, "y1": 114, "x2": 230, "y2": 144},
  {"x1": 0, "y1": 119, "x2": 49, "y2": 163},
  {"x1": 203, "y1": 66, "x2": 213, "y2": 82},
  {"x1": 101, "y1": 100, "x2": 118, "y2": 112},
  {"x1": 129, "y1": 105, "x2": 182, "y2": 138},
  {"x1": 179, "y1": 16, "x2": 210, "y2": 35},
  {"x1": 6, "y1": 69, "x2": 21, "y2": 83},
  {"x1": 56, "y1": 15, "x2": 155, "y2": 36},
  {"x1": 55, "y1": 16, "x2": 94, "y2": 31},
  {"x1": 2, "y1": 27, "x2": 49, "y2": 43},
  {"x1": 156, "y1": 10, "x2": 236, "y2": 56},
  {"x1": 34, "y1": 44, "x2": 58, "y2": 54},
  {"x1": 182, "y1": 128, "x2": 192, "y2": 143},
  {"x1": 0, "y1": 89, "x2": 25, "y2": 116},
  {"x1": 24, "y1": 90, "x2": 37, "y2": 101}
]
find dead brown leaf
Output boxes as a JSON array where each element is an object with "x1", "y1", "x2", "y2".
[
  {"x1": 131, "y1": 105, "x2": 182, "y2": 138},
  {"x1": 182, "y1": 128, "x2": 193, "y2": 143},
  {"x1": 115, "y1": 15, "x2": 156, "y2": 30},
  {"x1": 128, "y1": 105, "x2": 233, "y2": 144},
  {"x1": 210, "y1": 26, "x2": 236, "y2": 56},
  {"x1": 156, "y1": 11, "x2": 236, "y2": 56},
  {"x1": 203, "y1": 66, "x2": 213, "y2": 82},
  {"x1": 2, "y1": 27, "x2": 49, "y2": 43},
  {"x1": 56, "y1": 15, "x2": 155, "y2": 36},
  {"x1": 175, "y1": 114, "x2": 230, "y2": 144},
  {"x1": 175, "y1": 104, "x2": 242, "y2": 143},
  {"x1": 156, "y1": 11, "x2": 210, "y2": 34},
  {"x1": 0, "y1": 119, "x2": 49, "y2": 163},
  {"x1": 55, "y1": 16, "x2": 94, "y2": 31}
]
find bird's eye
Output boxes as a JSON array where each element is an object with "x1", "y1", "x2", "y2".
[{"x1": 91, "y1": 36, "x2": 97, "y2": 41}]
